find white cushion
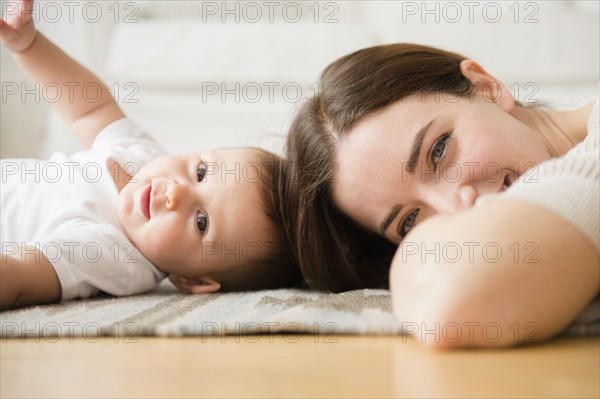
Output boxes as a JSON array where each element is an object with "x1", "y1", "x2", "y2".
[{"x1": 105, "y1": 20, "x2": 379, "y2": 87}]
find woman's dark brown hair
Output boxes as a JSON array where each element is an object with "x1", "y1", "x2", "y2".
[{"x1": 283, "y1": 43, "x2": 478, "y2": 292}]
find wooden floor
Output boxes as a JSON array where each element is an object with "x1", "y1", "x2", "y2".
[{"x1": 1, "y1": 335, "x2": 598, "y2": 398}]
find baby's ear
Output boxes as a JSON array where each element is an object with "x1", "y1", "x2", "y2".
[{"x1": 183, "y1": 276, "x2": 221, "y2": 294}]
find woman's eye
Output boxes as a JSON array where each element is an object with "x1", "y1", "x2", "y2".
[
  {"x1": 398, "y1": 209, "x2": 419, "y2": 239},
  {"x1": 197, "y1": 162, "x2": 207, "y2": 182},
  {"x1": 196, "y1": 212, "x2": 208, "y2": 235},
  {"x1": 430, "y1": 133, "x2": 451, "y2": 168}
]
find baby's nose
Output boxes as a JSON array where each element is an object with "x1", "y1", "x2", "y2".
[{"x1": 165, "y1": 179, "x2": 186, "y2": 210}]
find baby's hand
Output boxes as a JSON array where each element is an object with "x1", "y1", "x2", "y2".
[{"x1": 0, "y1": 0, "x2": 36, "y2": 53}]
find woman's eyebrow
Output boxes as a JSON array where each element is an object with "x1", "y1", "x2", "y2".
[
  {"x1": 406, "y1": 118, "x2": 436, "y2": 173},
  {"x1": 379, "y1": 204, "x2": 402, "y2": 236},
  {"x1": 380, "y1": 118, "x2": 437, "y2": 236}
]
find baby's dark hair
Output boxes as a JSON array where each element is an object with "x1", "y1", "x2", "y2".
[{"x1": 209, "y1": 147, "x2": 303, "y2": 292}]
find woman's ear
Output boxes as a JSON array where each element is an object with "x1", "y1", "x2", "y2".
[
  {"x1": 459, "y1": 59, "x2": 515, "y2": 113},
  {"x1": 182, "y1": 276, "x2": 221, "y2": 294}
]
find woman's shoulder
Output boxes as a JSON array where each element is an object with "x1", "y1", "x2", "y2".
[{"x1": 563, "y1": 98, "x2": 599, "y2": 161}]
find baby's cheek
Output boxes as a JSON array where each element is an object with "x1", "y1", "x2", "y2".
[
  {"x1": 406, "y1": 213, "x2": 455, "y2": 242},
  {"x1": 138, "y1": 231, "x2": 176, "y2": 264},
  {"x1": 154, "y1": 232, "x2": 180, "y2": 255}
]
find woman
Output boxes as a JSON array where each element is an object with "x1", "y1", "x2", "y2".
[{"x1": 283, "y1": 43, "x2": 598, "y2": 347}]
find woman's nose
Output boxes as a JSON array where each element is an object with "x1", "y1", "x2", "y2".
[
  {"x1": 165, "y1": 179, "x2": 187, "y2": 210},
  {"x1": 431, "y1": 183, "x2": 478, "y2": 215},
  {"x1": 457, "y1": 184, "x2": 478, "y2": 209}
]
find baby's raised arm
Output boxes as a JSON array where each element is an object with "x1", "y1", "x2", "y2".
[{"x1": 0, "y1": 0, "x2": 124, "y2": 148}]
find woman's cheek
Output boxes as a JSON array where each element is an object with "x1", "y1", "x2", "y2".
[{"x1": 459, "y1": 154, "x2": 497, "y2": 183}]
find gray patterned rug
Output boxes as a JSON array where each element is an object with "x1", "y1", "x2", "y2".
[{"x1": 0, "y1": 281, "x2": 400, "y2": 338}]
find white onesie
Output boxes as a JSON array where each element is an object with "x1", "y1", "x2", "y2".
[{"x1": 0, "y1": 118, "x2": 167, "y2": 300}]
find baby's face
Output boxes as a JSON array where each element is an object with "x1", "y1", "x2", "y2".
[{"x1": 117, "y1": 148, "x2": 271, "y2": 279}]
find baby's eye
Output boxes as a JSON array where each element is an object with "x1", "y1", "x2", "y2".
[
  {"x1": 398, "y1": 209, "x2": 419, "y2": 239},
  {"x1": 430, "y1": 133, "x2": 451, "y2": 167},
  {"x1": 197, "y1": 211, "x2": 208, "y2": 235},
  {"x1": 197, "y1": 162, "x2": 207, "y2": 182}
]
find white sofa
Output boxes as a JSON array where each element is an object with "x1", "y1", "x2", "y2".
[{"x1": 1, "y1": 0, "x2": 598, "y2": 159}]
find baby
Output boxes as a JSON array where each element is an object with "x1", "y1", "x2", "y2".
[{"x1": 0, "y1": 0, "x2": 301, "y2": 310}]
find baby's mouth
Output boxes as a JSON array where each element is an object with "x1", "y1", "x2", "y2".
[{"x1": 140, "y1": 184, "x2": 152, "y2": 220}]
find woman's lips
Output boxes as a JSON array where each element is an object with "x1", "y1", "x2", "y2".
[
  {"x1": 501, "y1": 173, "x2": 513, "y2": 192},
  {"x1": 140, "y1": 184, "x2": 151, "y2": 220}
]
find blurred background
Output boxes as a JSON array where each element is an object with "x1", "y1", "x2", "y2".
[{"x1": 1, "y1": 0, "x2": 598, "y2": 159}]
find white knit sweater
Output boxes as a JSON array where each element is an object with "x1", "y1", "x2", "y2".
[
  {"x1": 477, "y1": 98, "x2": 599, "y2": 251},
  {"x1": 477, "y1": 98, "x2": 600, "y2": 336}
]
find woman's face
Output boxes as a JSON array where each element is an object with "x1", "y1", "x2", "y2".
[{"x1": 331, "y1": 87, "x2": 552, "y2": 244}]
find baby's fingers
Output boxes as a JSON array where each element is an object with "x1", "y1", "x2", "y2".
[
  {"x1": 0, "y1": 19, "x2": 18, "y2": 42},
  {"x1": 0, "y1": 3, "x2": 36, "y2": 60},
  {"x1": 20, "y1": 0, "x2": 34, "y2": 24},
  {"x1": 3, "y1": 0, "x2": 32, "y2": 28}
]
